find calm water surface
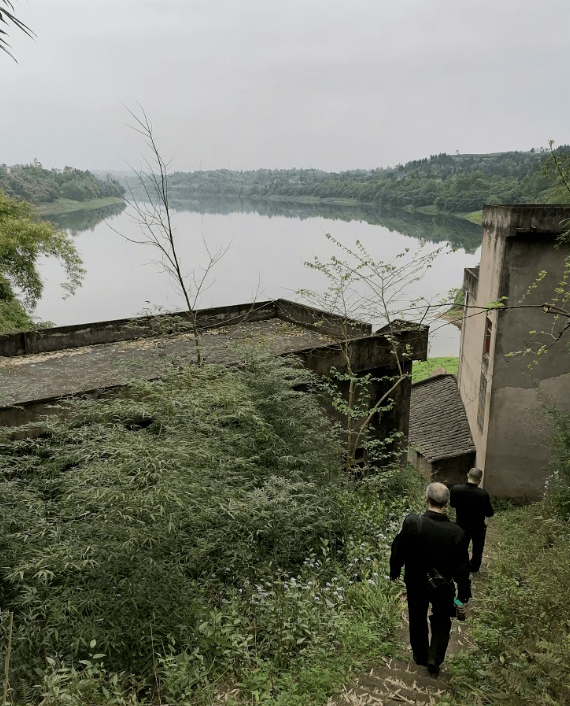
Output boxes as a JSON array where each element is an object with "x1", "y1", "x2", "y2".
[{"x1": 35, "y1": 203, "x2": 481, "y2": 357}]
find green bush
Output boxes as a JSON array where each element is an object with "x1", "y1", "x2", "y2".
[
  {"x1": 442, "y1": 506, "x2": 570, "y2": 705},
  {"x1": 0, "y1": 356, "x2": 351, "y2": 692},
  {"x1": 543, "y1": 403, "x2": 570, "y2": 519}
]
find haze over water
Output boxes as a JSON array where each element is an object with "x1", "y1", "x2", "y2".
[{"x1": 34, "y1": 203, "x2": 480, "y2": 357}]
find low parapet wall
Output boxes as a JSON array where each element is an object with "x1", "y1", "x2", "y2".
[
  {"x1": 1, "y1": 299, "x2": 373, "y2": 359},
  {"x1": 275, "y1": 299, "x2": 371, "y2": 338},
  {"x1": 0, "y1": 300, "x2": 279, "y2": 358}
]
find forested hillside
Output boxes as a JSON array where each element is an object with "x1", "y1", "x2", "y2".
[
  {"x1": 124, "y1": 147, "x2": 570, "y2": 214},
  {"x1": 0, "y1": 162, "x2": 125, "y2": 204}
]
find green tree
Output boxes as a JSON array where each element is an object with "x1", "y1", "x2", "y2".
[
  {"x1": 0, "y1": 1, "x2": 33, "y2": 60},
  {"x1": 0, "y1": 189, "x2": 85, "y2": 332}
]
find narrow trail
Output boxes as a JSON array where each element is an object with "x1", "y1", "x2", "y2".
[{"x1": 327, "y1": 518, "x2": 497, "y2": 706}]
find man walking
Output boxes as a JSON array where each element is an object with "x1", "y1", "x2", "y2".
[
  {"x1": 390, "y1": 482, "x2": 471, "y2": 677},
  {"x1": 450, "y1": 468, "x2": 494, "y2": 573}
]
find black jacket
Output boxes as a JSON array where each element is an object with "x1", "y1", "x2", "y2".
[
  {"x1": 450, "y1": 482, "x2": 494, "y2": 529},
  {"x1": 389, "y1": 510, "x2": 471, "y2": 603}
]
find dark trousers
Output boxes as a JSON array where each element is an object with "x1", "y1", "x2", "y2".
[
  {"x1": 460, "y1": 524, "x2": 486, "y2": 572},
  {"x1": 405, "y1": 582, "x2": 452, "y2": 667}
]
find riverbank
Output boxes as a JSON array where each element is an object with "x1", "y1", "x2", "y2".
[{"x1": 36, "y1": 196, "x2": 125, "y2": 216}]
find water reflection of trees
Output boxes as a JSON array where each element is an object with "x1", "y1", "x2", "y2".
[
  {"x1": 171, "y1": 197, "x2": 482, "y2": 254},
  {"x1": 42, "y1": 202, "x2": 126, "y2": 235}
]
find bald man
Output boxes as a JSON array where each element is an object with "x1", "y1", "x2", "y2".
[{"x1": 390, "y1": 482, "x2": 471, "y2": 677}]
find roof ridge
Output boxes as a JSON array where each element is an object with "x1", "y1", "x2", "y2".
[{"x1": 411, "y1": 372, "x2": 457, "y2": 388}]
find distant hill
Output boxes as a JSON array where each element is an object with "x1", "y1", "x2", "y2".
[
  {"x1": 118, "y1": 147, "x2": 570, "y2": 215},
  {"x1": 0, "y1": 163, "x2": 125, "y2": 205}
]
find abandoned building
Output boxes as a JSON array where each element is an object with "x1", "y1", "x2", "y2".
[
  {"x1": 458, "y1": 204, "x2": 570, "y2": 499},
  {"x1": 408, "y1": 373, "x2": 476, "y2": 486},
  {"x1": 0, "y1": 299, "x2": 428, "y2": 461}
]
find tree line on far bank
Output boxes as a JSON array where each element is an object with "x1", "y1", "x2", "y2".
[
  {"x1": 0, "y1": 162, "x2": 125, "y2": 204},
  {"x1": 126, "y1": 146, "x2": 570, "y2": 214}
]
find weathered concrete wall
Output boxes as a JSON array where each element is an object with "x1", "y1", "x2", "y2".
[
  {"x1": 0, "y1": 299, "x2": 372, "y2": 358},
  {"x1": 295, "y1": 325, "x2": 427, "y2": 376},
  {"x1": 408, "y1": 449, "x2": 432, "y2": 482},
  {"x1": 368, "y1": 359, "x2": 414, "y2": 465},
  {"x1": 0, "y1": 300, "x2": 277, "y2": 357},
  {"x1": 407, "y1": 449, "x2": 475, "y2": 488},
  {"x1": 485, "y1": 219, "x2": 570, "y2": 498},
  {"x1": 458, "y1": 266, "x2": 483, "y2": 458},
  {"x1": 459, "y1": 205, "x2": 570, "y2": 499},
  {"x1": 432, "y1": 453, "x2": 476, "y2": 488},
  {"x1": 275, "y1": 299, "x2": 372, "y2": 338}
]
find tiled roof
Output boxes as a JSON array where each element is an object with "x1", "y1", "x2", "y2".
[{"x1": 409, "y1": 373, "x2": 475, "y2": 462}]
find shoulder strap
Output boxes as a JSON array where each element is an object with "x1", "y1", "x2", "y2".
[{"x1": 414, "y1": 514, "x2": 426, "y2": 554}]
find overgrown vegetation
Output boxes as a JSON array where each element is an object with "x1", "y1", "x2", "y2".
[
  {"x1": 0, "y1": 163, "x2": 124, "y2": 205},
  {"x1": 121, "y1": 147, "x2": 570, "y2": 215},
  {"x1": 411, "y1": 357, "x2": 458, "y2": 383},
  {"x1": 440, "y1": 504, "x2": 570, "y2": 705},
  {"x1": 439, "y1": 389, "x2": 570, "y2": 705},
  {"x1": 0, "y1": 189, "x2": 84, "y2": 333},
  {"x1": 0, "y1": 352, "x2": 421, "y2": 704}
]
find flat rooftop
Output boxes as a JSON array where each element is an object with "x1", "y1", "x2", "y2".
[
  {"x1": 0, "y1": 299, "x2": 428, "y2": 429},
  {"x1": 0, "y1": 317, "x2": 331, "y2": 408}
]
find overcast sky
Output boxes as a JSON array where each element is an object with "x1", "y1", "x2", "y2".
[{"x1": 2, "y1": 0, "x2": 569, "y2": 173}]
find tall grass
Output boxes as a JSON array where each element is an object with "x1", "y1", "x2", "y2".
[
  {"x1": 441, "y1": 505, "x2": 570, "y2": 705},
  {"x1": 0, "y1": 353, "x2": 418, "y2": 704}
]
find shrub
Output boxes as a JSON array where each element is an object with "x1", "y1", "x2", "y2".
[
  {"x1": 543, "y1": 403, "x2": 570, "y2": 519},
  {"x1": 0, "y1": 355, "x2": 349, "y2": 690},
  {"x1": 442, "y1": 506, "x2": 570, "y2": 705}
]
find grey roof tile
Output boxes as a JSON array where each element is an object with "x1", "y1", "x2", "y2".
[{"x1": 409, "y1": 373, "x2": 475, "y2": 462}]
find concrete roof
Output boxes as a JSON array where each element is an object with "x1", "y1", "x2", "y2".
[
  {"x1": 409, "y1": 373, "x2": 475, "y2": 462},
  {"x1": 0, "y1": 318, "x2": 331, "y2": 408}
]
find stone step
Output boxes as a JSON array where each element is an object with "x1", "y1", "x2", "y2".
[
  {"x1": 331, "y1": 685, "x2": 435, "y2": 706},
  {"x1": 355, "y1": 675, "x2": 437, "y2": 705},
  {"x1": 366, "y1": 666, "x2": 444, "y2": 693}
]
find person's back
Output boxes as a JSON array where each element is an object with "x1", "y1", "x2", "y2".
[
  {"x1": 390, "y1": 483, "x2": 471, "y2": 677},
  {"x1": 450, "y1": 481, "x2": 494, "y2": 529},
  {"x1": 450, "y1": 468, "x2": 494, "y2": 573},
  {"x1": 391, "y1": 511, "x2": 469, "y2": 587}
]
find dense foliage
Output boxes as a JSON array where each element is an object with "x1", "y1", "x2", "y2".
[
  {"x1": 0, "y1": 354, "x2": 417, "y2": 703},
  {"x1": 441, "y1": 506, "x2": 570, "y2": 705},
  {"x1": 542, "y1": 404, "x2": 570, "y2": 520},
  {"x1": 0, "y1": 189, "x2": 84, "y2": 332},
  {"x1": 122, "y1": 147, "x2": 570, "y2": 215},
  {"x1": 0, "y1": 163, "x2": 125, "y2": 204}
]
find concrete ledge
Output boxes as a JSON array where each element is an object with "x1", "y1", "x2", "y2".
[
  {"x1": 0, "y1": 300, "x2": 279, "y2": 357},
  {"x1": 0, "y1": 299, "x2": 372, "y2": 359},
  {"x1": 275, "y1": 299, "x2": 372, "y2": 337}
]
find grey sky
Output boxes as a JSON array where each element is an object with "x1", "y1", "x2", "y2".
[{"x1": 2, "y1": 0, "x2": 569, "y2": 172}]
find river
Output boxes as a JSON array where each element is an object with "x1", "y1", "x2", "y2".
[{"x1": 35, "y1": 199, "x2": 482, "y2": 357}]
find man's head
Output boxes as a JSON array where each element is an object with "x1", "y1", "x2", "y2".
[
  {"x1": 467, "y1": 467, "x2": 483, "y2": 485},
  {"x1": 425, "y1": 482, "x2": 450, "y2": 512}
]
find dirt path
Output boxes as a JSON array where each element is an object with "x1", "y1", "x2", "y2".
[{"x1": 327, "y1": 517, "x2": 496, "y2": 706}]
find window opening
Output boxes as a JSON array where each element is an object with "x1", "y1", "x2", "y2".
[{"x1": 483, "y1": 316, "x2": 492, "y2": 357}]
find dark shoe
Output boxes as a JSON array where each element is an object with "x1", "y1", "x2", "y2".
[
  {"x1": 413, "y1": 654, "x2": 427, "y2": 667},
  {"x1": 427, "y1": 660, "x2": 439, "y2": 677}
]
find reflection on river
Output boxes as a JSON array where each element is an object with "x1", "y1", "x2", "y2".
[
  {"x1": 171, "y1": 197, "x2": 482, "y2": 254},
  {"x1": 43, "y1": 201, "x2": 127, "y2": 234},
  {"x1": 37, "y1": 198, "x2": 481, "y2": 356}
]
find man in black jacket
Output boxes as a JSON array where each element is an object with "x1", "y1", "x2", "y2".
[
  {"x1": 390, "y1": 482, "x2": 471, "y2": 677},
  {"x1": 450, "y1": 467, "x2": 494, "y2": 573}
]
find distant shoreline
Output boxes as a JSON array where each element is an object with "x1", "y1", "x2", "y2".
[{"x1": 36, "y1": 196, "x2": 124, "y2": 216}]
